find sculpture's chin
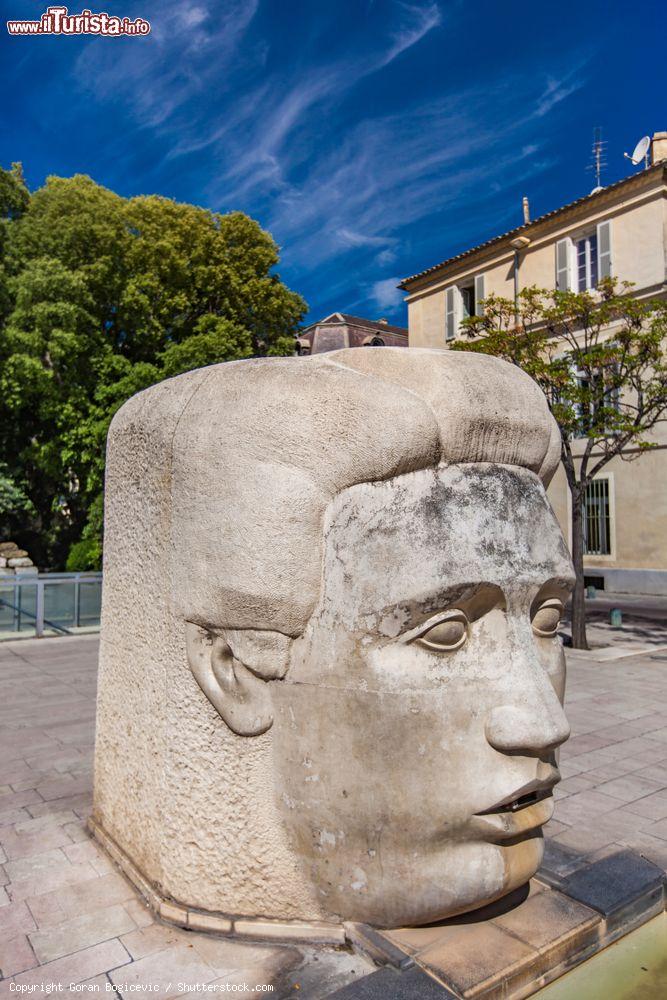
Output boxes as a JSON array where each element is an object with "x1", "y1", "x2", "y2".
[
  {"x1": 497, "y1": 830, "x2": 545, "y2": 897},
  {"x1": 314, "y1": 833, "x2": 546, "y2": 929}
]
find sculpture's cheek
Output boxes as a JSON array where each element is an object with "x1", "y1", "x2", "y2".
[
  {"x1": 268, "y1": 682, "x2": 531, "y2": 925},
  {"x1": 271, "y1": 683, "x2": 481, "y2": 837}
]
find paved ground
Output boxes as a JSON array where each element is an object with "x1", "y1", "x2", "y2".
[
  {"x1": 1, "y1": 632, "x2": 667, "y2": 996},
  {"x1": 545, "y1": 636, "x2": 667, "y2": 870}
]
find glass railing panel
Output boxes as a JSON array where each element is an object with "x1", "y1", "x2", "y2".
[
  {"x1": 0, "y1": 584, "x2": 19, "y2": 633},
  {"x1": 44, "y1": 581, "x2": 76, "y2": 629},
  {"x1": 78, "y1": 581, "x2": 102, "y2": 626},
  {"x1": 17, "y1": 582, "x2": 37, "y2": 633}
]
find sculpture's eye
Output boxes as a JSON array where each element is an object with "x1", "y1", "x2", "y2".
[
  {"x1": 532, "y1": 599, "x2": 564, "y2": 637},
  {"x1": 416, "y1": 612, "x2": 469, "y2": 651}
]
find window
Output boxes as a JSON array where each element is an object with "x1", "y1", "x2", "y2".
[
  {"x1": 583, "y1": 479, "x2": 611, "y2": 555},
  {"x1": 572, "y1": 359, "x2": 620, "y2": 438},
  {"x1": 294, "y1": 338, "x2": 311, "y2": 356},
  {"x1": 460, "y1": 286, "x2": 473, "y2": 319},
  {"x1": 576, "y1": 233, "x2": 598, "y2": 291},
  {"x1": 573, "y1": 367, "x2": 600, "y2": 436},
  {"x1": 555, "y1": 220, "x2": 612, "y2": 292},
  {"x1": 445, "y1": 275, "x2": 485, "y2": 342}
]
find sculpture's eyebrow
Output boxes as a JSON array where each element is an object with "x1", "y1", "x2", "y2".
[
  {"x1": 377, "y1": 582, "x2": 493, "y2": 635},
  {"x1": 388, "y1": 575, "x2": 575, "y2": 636}
]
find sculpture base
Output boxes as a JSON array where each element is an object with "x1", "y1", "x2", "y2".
[
  {"x1": 89, "y1": 818, "x2": 666, "y2": 998},
  {"x1": 360, "y1": 850, "x2": 667, "y2": 999},
  {"x1": 88, "y1": 817, "x2": 347, "y2": 945}
]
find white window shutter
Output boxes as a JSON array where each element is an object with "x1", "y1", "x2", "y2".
[
  {"x1": 445, "y1": 287, "x2": 456, "y2": 341},
  {"x1": 597, "y1": 220, "x2": 612, "y2": 279},
  {"x1": 555, "y1": 238, "x2": 571, "y2": 291},
  {"x1": 474, "y1": 274, "x2": 485, "y2": 316}
]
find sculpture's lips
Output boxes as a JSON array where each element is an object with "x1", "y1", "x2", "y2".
[
  {"x1": 475, "y1": 787, "x2": 552, "y2": 815},
  {"x1": 470, "y1": 779, "x2": 557, "y2": 840}
]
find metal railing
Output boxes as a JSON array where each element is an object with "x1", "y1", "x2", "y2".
[{"x1": 0, "y1": 572, "x2": 102, "y2": 638}]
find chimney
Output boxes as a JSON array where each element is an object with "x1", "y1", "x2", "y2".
[
  {"x1": 522, "y1": 196, "x2": 530, "y2": 224},
  {"x1": 652, "y1": 132, "x2": 667, "y2": 165}
]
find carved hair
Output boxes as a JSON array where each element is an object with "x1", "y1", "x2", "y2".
[{"x1": 106, "y1": 348, "x2": 559, "y2": 637}]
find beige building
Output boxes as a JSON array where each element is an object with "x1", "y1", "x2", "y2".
[{"x1": 400, "y1": 136, "x2": 667, "y2": 595}]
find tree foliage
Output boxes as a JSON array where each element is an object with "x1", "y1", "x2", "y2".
[
  {"x1": 452, "y1": 279, "x2": 667, "y2": 649},
  {"x1": 0, "y1": 169, "x2": 306, "y2": 569}
]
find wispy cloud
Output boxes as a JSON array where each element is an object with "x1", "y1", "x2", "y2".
[
  {"x1": 369, "y1": 276, "x2": 404, "y2": 310},
  {"x1": 536, "y1": 69, "x2": 585, "y2": 117},
  {"x1": 63, "y1": 1, "x2": 588, "y2": 322},
  {"x1": 245, "y1": 61, "x2": 584, "y2": 319},
  {"x1": 377, "y1": 1, "x2": 442, "y2": 67},
  {"x1": 337, "y1": 228, "x2": 397, "y2": 249},
  {"x1": 75, "y1": 0, "x2": 260, "y2": 128},
  {"x1": 194, "y1": 1, "x2": 444, "y2": 196},
  {"x1": 261, "y1": 79, "x2": 569, "y2": 264}
]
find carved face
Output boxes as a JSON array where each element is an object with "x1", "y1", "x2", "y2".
[
  {"x1": 268, "y1": 464, "x2": 574, "y2": 927},
  {"x1": 185, "y1": 462, "x2": 574, "y2": 928}
]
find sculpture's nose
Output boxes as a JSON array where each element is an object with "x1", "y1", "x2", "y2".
[
  {"x1": 485, "y1": 702, "x2": 570, "y2": 755},
  {"x1": 484, "y1": 617, "x2": 571, "y2": 756}
]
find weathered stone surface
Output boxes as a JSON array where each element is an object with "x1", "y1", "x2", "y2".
[
  {"x1": 561, "y1": 849, "x2": 666, "y2": 932},
  {"x1": 417, "y1": 921, "x2": 537, "y2": 997},
  {"x1": 344, "y1": 922, "x2": 415, "y2": 970},
  {"x1": 28, "y1": 903, "x2": 137, "y2": 964},
  {"x1": 327, "y1": 965, "x2": 456, "y2": 999},
  {"x1": 492, "y1": 887, "x2": 601, "y2": 967},
  {"x1": 93, "y1": 348, "x2": 573, "y2": 929}
]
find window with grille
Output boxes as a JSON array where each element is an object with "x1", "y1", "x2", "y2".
[{"x1": 583, "y1": 479, "x2": 611, "y2": 555}]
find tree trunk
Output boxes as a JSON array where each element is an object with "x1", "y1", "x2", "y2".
[{"x1": 570, "y1": 487, "x2": 588, "y2": 650}]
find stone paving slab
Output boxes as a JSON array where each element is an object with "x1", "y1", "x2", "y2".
[
  {"x1": 558, "y1": 850, "x2": 666, "y2": 934},
  {"x1": 328, "y1": 965, "x2": 457, "y2": 999},
  {"x1": 2, "y1": 633, "x2": 667, "y2": 998}
]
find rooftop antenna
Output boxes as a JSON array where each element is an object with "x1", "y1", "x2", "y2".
[
  {"x1": 587, "y1": 126, "x2": 607, "y2": 193},
  {"x1": 623, "y1": 134, "x2": 651, "y2": 170}
]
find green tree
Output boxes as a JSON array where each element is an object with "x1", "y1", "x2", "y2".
[
  {"x1": 0, "y1": 164, "x2": 30, "y2": 338},
  {"x1": 0, "y1": 462, "x2": 35, "y2": 539},
  {"x1": 0, "y1": 171, "x2": 306, "y2": 569},
  {"x1": 452, "y1": 279, "x2": 667, "y2": 649}
]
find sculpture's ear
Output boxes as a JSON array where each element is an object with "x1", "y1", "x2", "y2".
[{"x1": 184, "y1": 622, "x2": 290, "y2": 737}]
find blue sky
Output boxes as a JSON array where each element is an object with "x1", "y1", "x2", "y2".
[{"x1": 2, "y1": 0, "x2": 665, "y2": 326}]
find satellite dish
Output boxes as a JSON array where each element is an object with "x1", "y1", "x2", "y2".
[{"x1": 624, "y1": 135, "x2": 650, "y2": 167}]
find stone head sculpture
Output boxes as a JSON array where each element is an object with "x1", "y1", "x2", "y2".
[{"x1": 93, "y1": 348, "x2": 573, "y2": 933}]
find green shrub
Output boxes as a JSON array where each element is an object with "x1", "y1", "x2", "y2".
[{"x1": 66, "y1": 537, "x2": 102, "y2": 572}]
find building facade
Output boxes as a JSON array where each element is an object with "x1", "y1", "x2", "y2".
[
  {"x1": 296, "y1": 313, "x2": 408, "y2": 355},
  {"x1": 400, "y1": 139, "x2": 667, "y2": 595}
]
